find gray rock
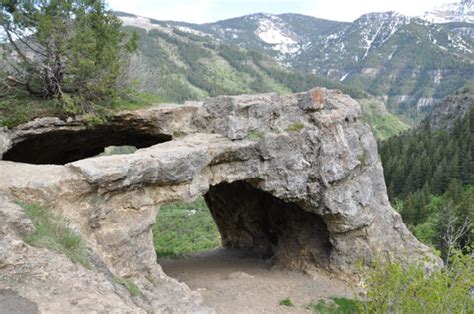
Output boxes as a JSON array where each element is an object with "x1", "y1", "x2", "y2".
[{"x1": 0, "y1": 88, "x2": 440, "y2": 312}]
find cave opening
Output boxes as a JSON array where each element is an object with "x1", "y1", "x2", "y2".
[
  {"x1": 204, "y1": 181, "x2": 331, "y2": 268},
  {"x1": 156, "y1": 180, "x2": 334, "y2": 310},
  {"x1": 2, "y1": 127, "x2": 172, "y2": 165},
  {"x1": 155, "y1": 180, "x2": 331, "y2": 270}
]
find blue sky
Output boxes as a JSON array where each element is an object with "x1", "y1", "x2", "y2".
[{"x1": 107, "y1": 0, "x2": 454, "y2": 23}]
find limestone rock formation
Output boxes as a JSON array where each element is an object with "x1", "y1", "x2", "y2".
[{"x1": 0, "y1": 88, "x2": 438, "y2": 312}]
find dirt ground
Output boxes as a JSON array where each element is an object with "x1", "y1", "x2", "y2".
[{"x1": 159, "y1": 248, "x2": 359, "y2": 314}]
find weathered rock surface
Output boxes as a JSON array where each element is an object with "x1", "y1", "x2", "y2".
[
  {"x1": 428, "y1": 92, "x2": 473, "y2": 131},
  {"x1": 0, "y1": 88, "x2": 438, "y2": 312}
]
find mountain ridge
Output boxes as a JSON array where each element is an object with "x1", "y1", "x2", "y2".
[{"x1": 117, "y1": 9, "x2": 473, "y2": 122}]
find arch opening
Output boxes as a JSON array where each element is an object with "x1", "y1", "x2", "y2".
[
  {"x1": 204, "y1": 180, "x2": 331, "y2": 269},
  {"x1": 2, "y1": 127, "x2": 171, "y2": 165},
  {"x1": 155, "y1": 180, "x2": 335, "y2": 310},
  {"x1": 154, "y1": 180, "x2": 331, "y2": 270}
]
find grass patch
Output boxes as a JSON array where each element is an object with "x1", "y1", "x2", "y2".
[
  {"x1": 248, "y1": 130, "x2": 264, "y2": 141},
  {"x1": 0, "y1": 91, "x2": 62, "y2": 128},
  {"x1": 306, "y1": 297, "x2": 361, "y2": 314},
  {"x1": 285, "y1": 122, "x2": 304, "y2": 132},
  {"x1": 0, "y1": 90, "x2": 167, "y2": 128},
  {"x1": 113, "y1": 276, "x2": 142, "y2": 297},
  {"x1": 152, "y1": 197, "x2": 221, "y2": 258},
  {"x1": 279, "y1": 297, "x2": 294, "y2": 307},
  {"x1": 359, "y1": 98, "x2": 410, "y2": 141},
  {"x1": 19, "y1": 202, "x2": 92, "y2": 269}
]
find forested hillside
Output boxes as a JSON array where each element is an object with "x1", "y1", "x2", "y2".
[
  {"x1": 142, "y1": 11, "x2": 474, "y2": 122},
  {"x1": 121, "y1": 22, "x2": 366, "y2": 102},
  {"x1": 117, "y1": 17, "x2": 409, "y2": 140},
  {"x1": 380, "y1": 91, "x2": 473, "y2": 256}
]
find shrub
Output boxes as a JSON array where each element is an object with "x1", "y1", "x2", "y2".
[
  {"x1": 279, "y1": 297, "x2": 294, "y2": 307},
  {"x1": 362, "y1": 248, "x2": 474, "y2": 313}
]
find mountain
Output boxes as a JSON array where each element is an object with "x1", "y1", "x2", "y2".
[
  {"x1": 421, "y1": 0, "x2": 473, "y2": 24},
  {"x1": 115, "y1": 13, "x2": 408, "y2": 140},
  {"x1": 133, "y1": 11, "x2": 473, "y2": 122}
]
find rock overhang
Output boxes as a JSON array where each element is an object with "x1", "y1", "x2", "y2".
[{"x1": 0, "y1": 88, "x2": 440, "y2": 312}]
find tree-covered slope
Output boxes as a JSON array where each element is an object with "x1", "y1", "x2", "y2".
[
  {"x1": 112, "y1": 13, "x2": 408, "y2": 140},
  {"x1": 120, "y1": 20, "x2": 365, "y2": 102},
  {"x1": 379, "y1": 90, "x2": 473, "y2": 254},
  {"x1": 141, "y1": 11, "x2": 473, "y2": 122}
]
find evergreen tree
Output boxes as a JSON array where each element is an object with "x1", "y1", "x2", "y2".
[{"x1": 0, "y1": 0, "x2": 137, "y2": 113}]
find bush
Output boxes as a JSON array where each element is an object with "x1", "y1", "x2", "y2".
[
  {"x1": 279, "y1": 297, "x2": 294, "y2": 307},
  {"x1": 362, "y1": 249, "x2": 474, "y2": 313}
]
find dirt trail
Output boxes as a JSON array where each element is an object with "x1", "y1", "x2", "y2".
[{"x1": 159, "y1": 249, "x2": 359, "y2": 314}]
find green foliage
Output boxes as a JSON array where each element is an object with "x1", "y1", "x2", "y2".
[
  {"x1": 113, "y1": 276, "x2": 141, "y2": 296},
  {"x1": 363, "y1": 249, "x2": 474, "y2": 313},
  {"x1": 100, "y1": 145, "x2": 137, "y2": 156},
  {"x1": 0, "y1": 89, "x2": 164, "y2": 127},
  {"x1": 152, "y1": 197, "x2": 221, "y2": 258},
  {"x1": 380, "y1": 107, "x2": 473, "y2": 254},
  {"x1": 306, "y1": 297, "x2": 361, "y2": 314},
  {"x1": 380, "y1": 107, "x2": 473, "y2": 200},
  {"x1": 248, "y1": 130, "x2": 264, "y2": 141},
  {"x1": 359, "y1": 98, "x2": 410, "y2": 140},
  {"x1": 0, "y1": 0, "x2": 137, "y2": 114},
  {"x1": 285, "y1": 122, "x2": 304, "y2": 132},
  {"x1": 19, "y1": 202, "x2": 91, "y2": 269},
  {"x1": 279, "y1": 297, "x2": 294, "y2": 307},
  {"x1": 0, "y1": 90, "x2": 62, "y2": 127}
]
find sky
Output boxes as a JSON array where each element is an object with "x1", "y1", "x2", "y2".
[{"x1": 107, "y1": 0, "x2": 455, "y2": 23}]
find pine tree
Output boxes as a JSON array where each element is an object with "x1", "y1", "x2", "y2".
[{"x1": 0, "y1": 0, "x2": 137, "y2": 113}]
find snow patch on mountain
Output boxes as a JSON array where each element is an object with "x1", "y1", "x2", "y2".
[
  {"x1": 421, "y1": 0, "x2": 473, "y2": 23},
  {"x1": 354, "y1": 12, "x2": 410, "y2": 60},
  {"x1": 255, "y1": 16, "x2": 300, "y2": 54},
  {"x1": 119, "y1": 16, "x2": 163, "y2": 32},
  {"x1": 174, "y1": 26, "x2": 209, "y2": 37}
]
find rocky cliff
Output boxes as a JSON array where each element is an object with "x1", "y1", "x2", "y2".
[
  {"x1": 428, "y1": 91, "x2": 473, "y2": 131},
  {"x1": 0, "y1": 88, "x2": 437, "y2": 312}
]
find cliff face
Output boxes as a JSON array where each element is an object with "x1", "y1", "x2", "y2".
[
  {"x1": 0, "y1": 88, "x2": 438, "y2": 312},
  {"x1": 428, "y1": 92, "x2": 473, "y2": 131}
]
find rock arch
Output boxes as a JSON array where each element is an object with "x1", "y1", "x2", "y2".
[{"x1": 0, "y1": 89, "x2": 439, "y2": 312}]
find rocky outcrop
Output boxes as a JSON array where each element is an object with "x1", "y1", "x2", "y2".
[
  {"x1": 428, "y1": 91, "x2": 473, "y2": 131},
  {"x1": 0, "y1": 88, "x2": 438, "y2": 312}
]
